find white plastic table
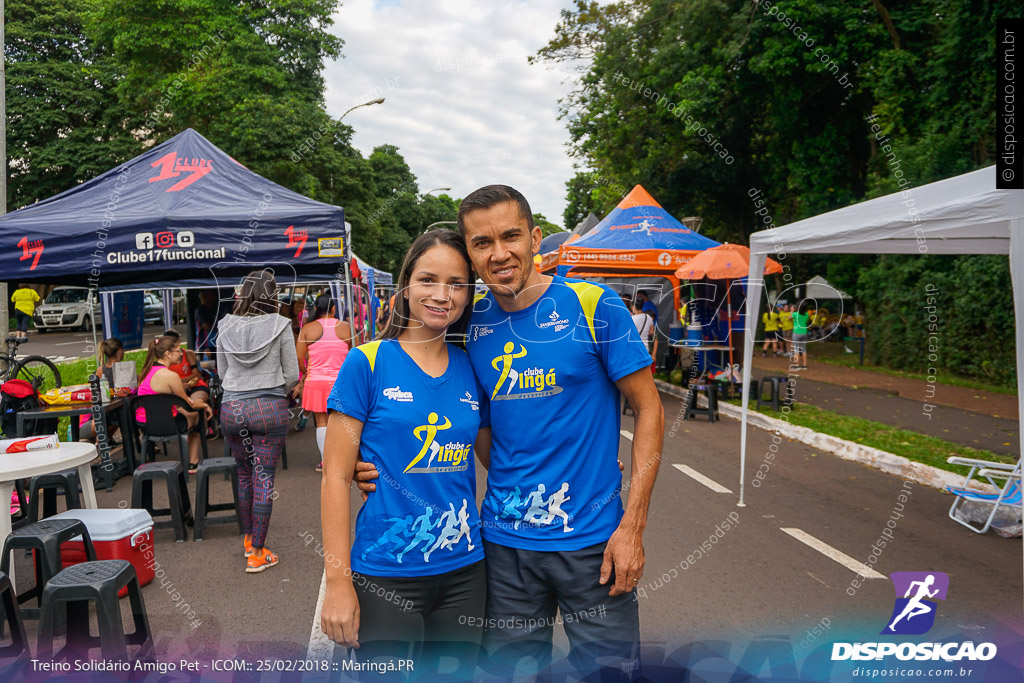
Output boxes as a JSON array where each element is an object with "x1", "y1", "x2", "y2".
[{"x1": 0, "y1": 443, "x2": 99, "y2": 586}]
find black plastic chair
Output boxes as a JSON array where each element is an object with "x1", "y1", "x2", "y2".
[
  {"x1": 130, "y1": 394, "x2": 208, "y2": 481},
  {"x1": 27, "y1": 470, "x2": 82, "y2": 523},
  {"x1": 757, "y1": 377, "x2": 795, "y2": 412},
  {"x1": 193, "y1": 458, "x2": 242, "y2": 541},
  {"x1": 683, "y1": 382, "x2": 719, "y2": 423},
  {"x1": 131, "y1": 462, "x2": 193, "y2": 542},
  {"x1": 0, "y1": 571, "x2": 29, "y2": 660},
  {"x1": 37, "y1": 560, "x2": 154, "y2": 662},
  {"x1": 0, "y1": 518, "x2": 97, "y2": 618}
]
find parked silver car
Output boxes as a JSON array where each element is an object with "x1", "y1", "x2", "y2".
[{"x1": 32, "y1": 286, "x2": 101, "y2": 332}]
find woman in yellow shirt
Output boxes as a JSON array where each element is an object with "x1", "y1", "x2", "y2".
[
  {"x1": 761, "y1": 307, "x2": 780, "y2": 357},
  {"x1": 10, "y1": 285, "x2": 40, "y2": 338}
]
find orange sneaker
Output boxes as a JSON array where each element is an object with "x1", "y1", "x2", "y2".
[
  {"x1": 243, "y1": 534, "x2": 254, "y2": 558},
  {"x1": 246, "y1": 547, "x2": 279, "y2": 573}
]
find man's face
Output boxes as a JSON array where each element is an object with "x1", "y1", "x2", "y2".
[{"x1": 462, "y1": 201, "x2": 543, "y2": 300}]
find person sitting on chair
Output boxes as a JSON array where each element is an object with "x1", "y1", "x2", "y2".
[{"x1": 136, "y1": 336, "x2": 212, "y2": 473}]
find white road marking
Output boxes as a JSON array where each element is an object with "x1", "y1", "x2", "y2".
[
  {"x1": 620, "y1": 430, "x2": 633, "y2": 440},
  {"x1": 781, "y1": 528, "x2": 887, "y2": 579},
  {"x1": 672, "y1": 464, "x2": 733, "y2": 494},
  {"x1": 307, "y1": 571, "x2": 334, "y2": 663}
]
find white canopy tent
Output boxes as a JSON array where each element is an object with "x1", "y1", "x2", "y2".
[{"x1": 738, "y1": 165, "x2": 1024, "y2": 600}]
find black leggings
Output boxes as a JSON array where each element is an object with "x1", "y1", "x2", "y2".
[{"x1": 334, "y1": 560, "x2": 486, "y2": 682}]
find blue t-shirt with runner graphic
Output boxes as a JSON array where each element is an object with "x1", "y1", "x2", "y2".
[
  {"x1": 328, "y1": 339, "x2": 488, "y2": 577},
  {"x1": 466, "y1": 276, "x2": 652, "y2": 551}
]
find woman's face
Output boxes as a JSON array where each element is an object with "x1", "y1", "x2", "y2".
[
  {"x1": 404, "y1": 244, "x2": 470, "y2": 335},
  {"x1": 161, "y1": 343, "x2": 183, "y2": 364}
]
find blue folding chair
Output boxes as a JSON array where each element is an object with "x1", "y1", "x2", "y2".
[{"x1": 946, "y1": 457, "x2": 1022, "y2": 534}]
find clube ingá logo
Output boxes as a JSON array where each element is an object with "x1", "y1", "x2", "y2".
[{"x1": 882, "y1": 571, "x2": 948, "y2": 635}]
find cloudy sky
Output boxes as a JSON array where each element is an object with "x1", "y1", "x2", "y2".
[{"x1": 323, "y1": 0, "x2": 582, "y2": 229}]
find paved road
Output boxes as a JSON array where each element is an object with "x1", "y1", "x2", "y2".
[
  {"x1": 3, "y1": 391, "x2": 1021, "y2": 680},
  {"x1": 751, "y1": 369, "x2": 1020, "y2": 457},
  {"x1": 21, "y1": 325, "x2": 170, "y2": 363}
]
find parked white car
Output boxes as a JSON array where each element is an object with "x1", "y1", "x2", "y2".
[{"x1": 32, "y1": 286, "x2": 100, "y2": 332}]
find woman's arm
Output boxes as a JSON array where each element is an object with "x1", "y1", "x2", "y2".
[
  {"x1": 320, "y1": 410, "x2": 363, "y2": 647},
  {"x1": 474, "y1": 426, "x2": 491, "y2": 471},
  {"x1": 293, "y1": 324, "x2": 312, "y2": 399},
  {"x1": 337, "y1": 320, "x2": 357, "y2": 349},
  {"x1": 279, "y1": 324, "x2": 300, "y2": 390},
  {"x1": 295, "y1": 324, "x2": 311, "y2": 375}
]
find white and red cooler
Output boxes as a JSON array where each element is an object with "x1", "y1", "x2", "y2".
[{"x1": 49, "y1": 509, "x2": 155, "y2": 597}]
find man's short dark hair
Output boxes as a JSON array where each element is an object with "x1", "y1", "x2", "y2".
[{"x1": 457, "y1": 185, "x2": 534, "y2": 238}]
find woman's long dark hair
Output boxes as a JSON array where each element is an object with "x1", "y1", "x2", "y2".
[
  {"x1": 233, "y1": 269, "x2": 278, "y2": 317},
  {"x1": 311, "y1": 293, "x2": 334, "y2": 322},
  {"x1": 379, "y1": 229, "x2": 475, "y2": 345},
  {"x1": 138, "y1": 336, "x2": 178, "y2": 383}
]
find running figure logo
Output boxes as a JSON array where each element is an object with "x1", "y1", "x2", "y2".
[
  {"x1": 631, "y1": 219, "x2": 654, "y2": 236},
  {"x1": 404, "y1": 412, "x2": 452, "y2": 473},
  {"x1": 881, "y1": 571, "x2": 949, "y2": 635},
  {"x1": 364, "y1": 500, "x2": 477, "y2": 564},
  {"x1": 494, "y1": 482, "x2": 574, "y2": 532},
  {"x1": 491, "y1": 342, "x2": 527, "y2": 399}
]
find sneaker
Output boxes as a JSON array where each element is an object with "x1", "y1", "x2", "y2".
[
  {"x1": 315, "y1": 461, "x2": 323, "y2": 473},
  {"x1": 243, "y1": 534, "x2": 254, "y2": 558},
  {"x1": 246, "y1": 547, "x2": 279, "y2": 573}
]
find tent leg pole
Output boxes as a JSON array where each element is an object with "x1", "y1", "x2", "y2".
[{"x1": 90, "y1": 288, "x2": 100, "y2": 364}]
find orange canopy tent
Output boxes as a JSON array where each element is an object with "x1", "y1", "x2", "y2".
[
  {"x1": 676, "y1": 243, "x2": 784, "y2": 369},
  {"x1": 547, "y1": 185, "x2": 721, "y2": 311}
]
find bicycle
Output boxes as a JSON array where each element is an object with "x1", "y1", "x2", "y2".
[{"x1": 0, "y1": 337, "x2": 63, "y2": 393}]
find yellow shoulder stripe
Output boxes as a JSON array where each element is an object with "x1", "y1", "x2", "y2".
[
  {"x1": 566, "y1": 281, "x2": 603, "y2": 343},
  {"x1": 358, "y1": 340, "x2": 383, "y2": 372}
]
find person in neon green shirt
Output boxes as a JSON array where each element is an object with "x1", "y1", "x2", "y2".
[
  {"x1": 10, "y1": 285, "x2": 40, "y2": 338},
  {"x1": 778, "y1": 305, "x2": 794, "y2": 355},
  {"x1": 791, "y1": 305, "x2": 809, "y2": 369},
  {"x1": 761, "y1": 306, "x2": 780, "y2": 357}
]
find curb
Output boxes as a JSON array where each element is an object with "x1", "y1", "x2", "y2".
[{"x1": 654, "y1": 379, "x2": 979, "y2": 493}]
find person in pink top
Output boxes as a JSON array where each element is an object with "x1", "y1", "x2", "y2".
[
  {"x1": 137, "y1": 335, "x2": 213, "y2": 473},
  {"x1": 295, "y1": 294, "x2": 354, "y2": 472}
]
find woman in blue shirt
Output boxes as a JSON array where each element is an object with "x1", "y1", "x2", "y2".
[{"x1": 320, "y1": 229, "x2": 489, "y2": 678}]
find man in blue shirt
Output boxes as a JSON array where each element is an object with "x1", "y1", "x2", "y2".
[{"x1": 360, "y1": 185, "x2": 664, "y2": 679}]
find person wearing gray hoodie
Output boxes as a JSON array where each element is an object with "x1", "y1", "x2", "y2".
[{"x1": 217, "y1": 269, "x2": 300, "y2": 573}]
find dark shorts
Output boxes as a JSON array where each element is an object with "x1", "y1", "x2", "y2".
[
  {"x1": 333, "y1": 560, "x2": 486, "y2": 682},
  {"x1": 764, "y1": 329, "x2": 779, "y2": 340},
  {"x1": 481, "y1": 540, "x2": 640, "y2": 682},
  {"x1": 15, "y1": 310, "x2": 30, "y2": 332}
]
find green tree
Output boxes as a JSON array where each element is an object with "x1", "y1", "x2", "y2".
[
  {"x1": 5, "y1": 0, "x2": 142, "y2": 209},
  {"x1": 537, "y1": 0, "x2": 1019, "y2": 383},
  {"x1": 420, "y1": 194, "x2": 459, "y2": 231},
  {"x1": 532, "y1": 213, "x2": 564, "y2": 237},
  {"x1": 366, "y1": 145, "x2": 425, "y2": 273}
]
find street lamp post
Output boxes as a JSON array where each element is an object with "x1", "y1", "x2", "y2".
[
  {"x1": 424, "y1": 187, "x2": 451, "y2": 196},
  {"x1": 2, "y1": 0, "x2": 9, "y2": 342},
  {"x1": 340, "y1": 97, "x2": 385, "y2": 122},
  {"x1": 335, "y1": 97, "x2": 384, "y2": 339}
]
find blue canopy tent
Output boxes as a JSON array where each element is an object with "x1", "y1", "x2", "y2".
[{"x1": 0, "y1": 129, "x2": 356, "y2": 345}]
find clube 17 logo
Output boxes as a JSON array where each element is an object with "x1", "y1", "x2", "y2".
[{"x1": 832, "y1": 572, "x2": 997, "y2": 663}]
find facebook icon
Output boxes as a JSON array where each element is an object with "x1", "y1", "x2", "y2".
[{"x1": 136, "y1": 233, "x2": 154, "y2": 250}]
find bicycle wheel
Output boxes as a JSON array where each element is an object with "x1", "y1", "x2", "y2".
[{"x1": 13, "y1": 355, "x2": 63, "y2": 393}]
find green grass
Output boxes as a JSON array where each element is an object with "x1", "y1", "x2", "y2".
[
  {"x1": 810, "y1": 342, "x2": 1017, "y2": 396},
  {"x1": 54, "y1": 349, "x2": 148, "y2": 386},
  {"x1": 723, "y1": 397, "x2": 1013, "y2": 477},
  {"x1": 42, "y1": 351, "x2": 148, "y2": 439}
]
